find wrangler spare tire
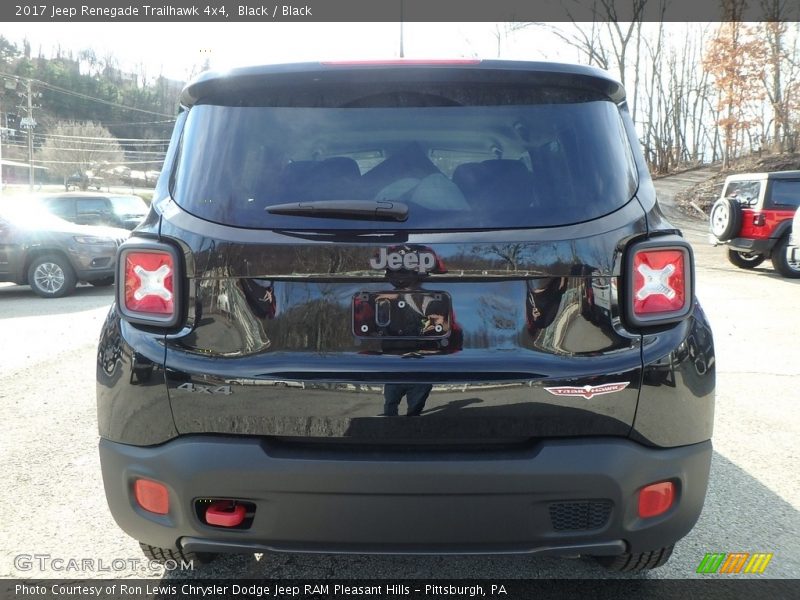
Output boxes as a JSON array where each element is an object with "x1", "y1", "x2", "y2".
[{"x1": 709, "y1": 197, "x2": 741, "y2": 242}]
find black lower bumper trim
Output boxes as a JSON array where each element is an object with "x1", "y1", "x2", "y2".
[
  {"x1": 179, "y1": 537, "x2": 627, "y2": 557},
  {"x1": 727, "y1": 238, "x2": 776, "y2": 253},
  {"x1": 99, "y1": 436, "x2": 712, "y2": 556}
]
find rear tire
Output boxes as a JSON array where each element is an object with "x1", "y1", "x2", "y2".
[
  {"x1": 27, "y1": 255, "x2": 77, "y2": 298},
  {"x1": 727, "y1": 249, "x2": 765, "y2": 269},
  {"x1": 139, "y1": 542, "x2": 219, "y2": 566},
  {"x1": 771, "y1": 235, "x2": 800, "y2": 278},
  {"x1": 594, "y1": 545, "x2": 674, "y2": 572},
  {"x1": 709, "y1": 197, "x2": 741, "y2": 241}
]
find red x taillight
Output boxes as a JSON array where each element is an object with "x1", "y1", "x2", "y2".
[
  {"x1": 626, "y1": 239, "x2": 693, "y2": 327},
  {"x1": 124, "y1": 252, "x2": 174, "y2": 314},
  {"x1": 117, "y1": 242, "x2": 181, "y2": 327}
]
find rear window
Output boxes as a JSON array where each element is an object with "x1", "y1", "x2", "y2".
[
  {"x1": 41, "y1": 197, "x2": 76, "y2": 220},
  {"x1": 110, "y1": 196, "x2": 148, "y2": 215},
  {"x1": 76, "y1": 198, "x2": 109, "y2": 217},
  {"x1": 724, "y1": 180, "x2": 761, "y2": 206},
  {"x1": 0, "y1": 201, "x2": 73, "y2": 229},
  {"x1": 171, "y1": 92, "x2": 637, "y2": 230}
]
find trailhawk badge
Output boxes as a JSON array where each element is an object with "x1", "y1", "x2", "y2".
[
  {"x1": 544, "y1": 382, "x2": 630, "y2": 400},
  {"x1": 370, "y1": 247, "x2": 437, "y2": 273}
]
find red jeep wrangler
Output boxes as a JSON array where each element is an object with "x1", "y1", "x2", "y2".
[{"x1": 710, "y1": 171, "x2": 800, "y2": 278}]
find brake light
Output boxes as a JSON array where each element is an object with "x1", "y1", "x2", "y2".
[
  {"x1": 626, "y1": 239, "x2": 693, "y2": 327},
  {"x1": 753, "y1": 213, "x2": 766, "y2": 226},
  {"x1": 124, "y1": 251, "x2": 174, "y2": 314},
  {"x1": 321, "y1": 59, "x2": 482, "y2": 66},
  {"x1": 117, "y1": 243, "x2": 181, "y2": 327},
  {"x1": 633, "y1": 250, "x2": 685, "y2": 313}
]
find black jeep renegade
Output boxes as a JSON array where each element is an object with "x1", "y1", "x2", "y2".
[{"x1": 97, "y1": 61, "x2": 715, "y2": 572}]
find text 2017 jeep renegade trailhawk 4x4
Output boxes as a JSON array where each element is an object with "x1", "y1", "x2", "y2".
[{"x1": 97, "y1": 61, "x2": 715, "y2": 572}]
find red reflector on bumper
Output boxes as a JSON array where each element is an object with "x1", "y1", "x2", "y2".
[
  {"x1": 134, "y1": 479, "x2": 169, "y2": 515},
  {"x1": 638, "y1": 481, "x2": 675, "y2": 518},
  {"x1": 205, "y1": 501, "x2": 246, "y2": 527}
]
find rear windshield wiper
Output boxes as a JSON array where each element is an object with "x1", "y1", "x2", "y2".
[{"x1": 266, "y1": 200, "x2": 409, "y2": 222}]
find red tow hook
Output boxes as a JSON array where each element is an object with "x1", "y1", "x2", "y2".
[{"x1": 205, "y1": 500, "x2": 246, "y2": 527}]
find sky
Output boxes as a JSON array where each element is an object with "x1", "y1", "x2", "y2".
[{"x1": 4, "y1": 22, "x2": 577, "y2": 82}]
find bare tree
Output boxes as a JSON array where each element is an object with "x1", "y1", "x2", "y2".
[
  {"x1": 597, "y1": 0, "x2": 650, "y2": 124},
  {"x1": 538, "y1": 19, "x2": 610, "y2": 71},
  {"x1": 684, "y1": 25, "x2": 715, "y2": 162},
  {"x1": 758, "y1": 2, "x2": 800, "y2": 152},
  {"x1": 36, "y1": 121, "x2": 125, "y2": 189},
  {"x1": 639, "y1": 20, "x2": 677, "y2": 173},
  {"x1": 492, "y1": 22, "x2": 536, "y2": 57}
]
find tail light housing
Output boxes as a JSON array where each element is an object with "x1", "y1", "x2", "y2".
[
  {"x1": 116, "y1": 240, "x2": 182, "y2": 327},
  {"x1": 625, "y1": 237, "x2": 694, "y2": 327}
]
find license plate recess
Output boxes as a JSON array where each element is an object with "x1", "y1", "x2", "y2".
[{"x1": 353, "y1": 291, "x2": 452, "y2": 339}]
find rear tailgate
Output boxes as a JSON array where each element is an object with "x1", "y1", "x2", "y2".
[
  {"x1": 155, "y1": 61, "x2": 649, "y2": 444},
  {"x1": 162, "y1": 204, "x2": 646, "y2": 443}
]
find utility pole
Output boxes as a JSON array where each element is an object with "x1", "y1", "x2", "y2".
[
  {"x1": 26, "y1": 79, "x2": 33, "y2": 192},
  {"x1": 0, "y1": 95, "x2": 4, "y2": 198},
  {"x1": 399, "y1": 0, "x2": 405, "y2": 58},
  {"x1": 14, "y1": 77, "x2": 37, "y2": 192},
  {"x1": 0, "y1": 77, "x2": 11, "y2": 197}
]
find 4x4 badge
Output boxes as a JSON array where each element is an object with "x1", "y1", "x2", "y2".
[
  {"x1": 544, "y1": 382, "x2": 630, "y2": 400},
  {"x1": 174, "y1": 382, "x2": 232, "y2": 395}
]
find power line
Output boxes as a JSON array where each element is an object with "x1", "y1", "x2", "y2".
[
  {"x1": 34, "y1": 133, "x2": 169, "y2": 146},
  {"x1": 93, "y1": 118, "x2": 176, "y2": 127},
  {"x1": 5, "y1": 142, "x2": 166, "y2": 155},
  {"x1": 33, "y1": 159, "x2": 164, "y2": 165},
  {"x1": 36, "y1": 133, "x2": 169, "y2": 144},
  {"x1": 34, "y1": 79, "x2": 175, "y2": 118},
  {"x1": 32, "y1": 139, "x2": 170, "y2": 150},
  {"x1": 0, "y1": 72, "x2": 176, "y2": 118},
  {"x1": 34, "y1": 141, "x2": 170, "y2": 150}
]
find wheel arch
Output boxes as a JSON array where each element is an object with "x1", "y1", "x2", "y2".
[
  {"x1": 23, "y1": 248, "x2": 75, "y2": 284},
  {"x1": 771, "y1": 219, "x2": 792, "y2": 242}
]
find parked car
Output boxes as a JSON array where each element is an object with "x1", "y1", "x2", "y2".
[
  {"x1": 0, "y1": 199, "x2": 129, "y2": 297},
  {"x1": 66, "y1": 172, "x2": 103, "y2": 191},
  {"x1": 709, "y1": 171, "x2": 800, "y2": 277},
  {"x1": 40, "y1": 192, "x2": 149, "y2": 231},
  {"x1": 98, "y1": 61, "x2": 715, "y2": 572},
  {"x1": 790, "y1": 207, "x2": 800, "y2": 266}
]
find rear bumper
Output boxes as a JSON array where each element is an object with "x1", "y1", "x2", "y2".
[
  {"x1": 725, "y1": 237, "x2": 775, "y2": 254},
  {"x1": 75, "y1": 267, "x2": 115, "y2": 282},
  {"x1": 100, "y1": 436, "x2": 712, "y2": 556},
  {"x1": 70, "y1": 244, "x2": 117, "y2": 281}
]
